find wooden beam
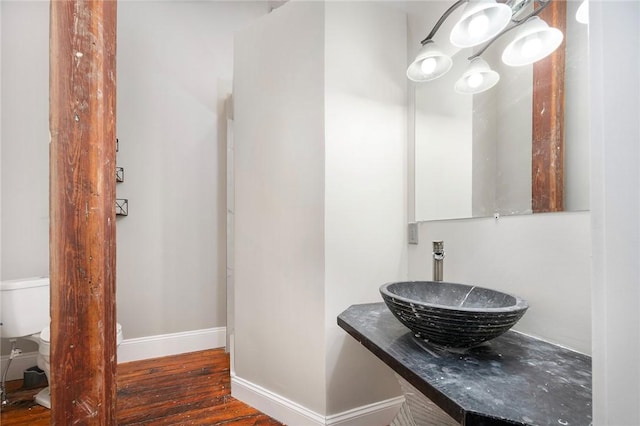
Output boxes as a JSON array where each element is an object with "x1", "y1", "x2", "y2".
[
  {"x1": 532, "y1": 0, "x2": 567, "y2": 213},
  {"x1": 49, "y1": 0, "x2": 117, "y2": 424}
]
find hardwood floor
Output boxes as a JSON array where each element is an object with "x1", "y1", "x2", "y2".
[{"x1": 1, "y1": 349, "x2": 284, "y2": 425}]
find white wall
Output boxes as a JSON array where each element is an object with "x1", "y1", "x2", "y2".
[
  {"x1": 116, "y1": 1, "x2": 268, "y2": 339},
  {"x1": 233, "y1": 1, "x2": 407, "y2": 421},
  {"x1": 590, "y1": 1, "x2": 640, "y2": 424},
  {"x1": 1, "y1": 1, "x2": 268, "y2": 355},
  {"x1": 233, "y1": 1, "x2": 328, "y2": 414},
  {"x1": 1, "y1": 1, "x2": 50, "y2": 282},
  {"x1": 324, "y1": 1, "x2": 407, "y2": 415}
]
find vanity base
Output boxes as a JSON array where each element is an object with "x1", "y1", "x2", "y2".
[{"x1": 391, "y1": 375, "x2": 458, "y2": 426}]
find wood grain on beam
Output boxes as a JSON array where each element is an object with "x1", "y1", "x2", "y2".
[
  {"x1": 532, "y1": 0, "x2": 567, "y2": 213},
  {"x1": 49, "y1": 0, "x2": 117, "y2": 423}
]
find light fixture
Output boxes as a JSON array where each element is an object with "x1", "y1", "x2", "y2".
[
  {"x1": 406, "y1": 41, "x2": 453, "y2": 82},
  {"x1": 576, "y1": 0, "x2": 588, "y2": 24},
  {"x1": 450, "y1": 0, "x2": 512, "y2": 47},
  {"x1": 408, "y1": 0, "x2": 564, "y2": 94},
  {"x1": 454, "y1": 57, "x2": 500, "y2": 94},
  {"x1": 502, "y1": 16, "x2": 564, "y2": 66}
]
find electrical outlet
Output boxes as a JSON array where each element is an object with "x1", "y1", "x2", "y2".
[{"x1": 408, "y1": 222, "x2": 419, "y2": 245}]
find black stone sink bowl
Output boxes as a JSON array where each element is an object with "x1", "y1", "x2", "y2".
[{"x1": 380, "y1": 281, "x2": 528, "y2": 349}]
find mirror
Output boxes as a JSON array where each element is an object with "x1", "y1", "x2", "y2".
[{"x1": 414, "y1": 0, "x2": 589, "y2": 222}]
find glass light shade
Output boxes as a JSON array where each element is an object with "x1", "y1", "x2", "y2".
[
  {"x1": 407, "y1": 41, "x2": 453, "y2": 82},
  {"x1": 502, "y1": 17, "x2": 564, "y2": 66},
  {"x1": 450, "y1": 0, "x2": 512, "y2": 48},
  {"x1": 454, "y1": 57, "x2": 500, "y2": 94},
  {"x1": 576, "y1": 0, "x2": 588, "y2": 24}
]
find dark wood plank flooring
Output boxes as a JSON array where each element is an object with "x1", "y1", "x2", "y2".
[{"x1": 1, "y1": 349, "x2": 285, "y2": 425}]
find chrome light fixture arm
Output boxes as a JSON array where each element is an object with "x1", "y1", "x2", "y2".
[
  {"x1": 511, "y1": 0, "x2": 552, "y2": 25},
  {"x1": 420, "y1": 0, "x2": 467, "y2": 45}
]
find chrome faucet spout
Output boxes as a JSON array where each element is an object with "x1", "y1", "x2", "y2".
[{"x1": 432, "y1": 240, "x2": 445, "y2": 281}]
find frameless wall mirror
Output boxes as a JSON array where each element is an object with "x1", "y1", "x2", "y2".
[{"x1": 413, "y1": 0, "x2": 589, "y2": 222}]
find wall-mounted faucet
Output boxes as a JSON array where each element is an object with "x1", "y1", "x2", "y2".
[{"x1": 432, "y1": 240, "x2": 445, "y2": 281}]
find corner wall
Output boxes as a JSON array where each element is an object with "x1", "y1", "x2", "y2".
[
  {"x1": 590, "y1": 1, "x2": 640, "y2": 423},
  {"x1": 233, "y1": 1, "x2": 327, "y2": 415},
  {"x1": 233, "y1": 1, "x2": 408, "y2": 423},
  {"x1": 324, "y1": 1, "x2": 407, "y2": 416}
]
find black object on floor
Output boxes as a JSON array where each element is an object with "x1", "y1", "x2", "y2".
[{"x1": 22, "y1": 367, "x2": 47, "y2": 390}]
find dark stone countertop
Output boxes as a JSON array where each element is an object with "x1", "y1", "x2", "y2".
[{"x1": 337, "y1": 303, "x2": 592, "y2": 426}]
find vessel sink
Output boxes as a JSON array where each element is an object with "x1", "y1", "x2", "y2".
[{"x1": 380, "y1": 281, "x2": 528, "y2": 348}]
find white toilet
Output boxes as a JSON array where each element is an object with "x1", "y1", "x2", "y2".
[{"x1": 0, "y1": 277, "x2": 123, "y2": 409}]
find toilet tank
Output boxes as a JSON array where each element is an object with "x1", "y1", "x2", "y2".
[{"x1": 0, "y1": 277, "x2": 50, "y2": 338}]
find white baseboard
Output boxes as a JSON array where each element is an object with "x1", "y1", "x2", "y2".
[
  {"x1": 1, "y1": 327, "x2": 226, "y2": 381},
  {"x1": 118, "y1": 327, "x2": 227, "y2": 363},
  {"x1": 231, "y1": 375, "x2": 404, "y2": 426},
  {"x1": 232, "y1": 375, "x2": 326, "y2": 425},
  {"x1": 0, "y1": 351, "x2": 40, "y2": 381}
]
